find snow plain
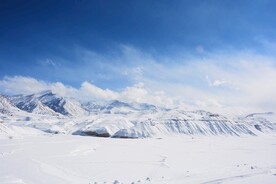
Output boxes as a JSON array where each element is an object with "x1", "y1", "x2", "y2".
[
  {"x1": 1, "y1": 134, "x2": 276, "y2": 184},
  {"x1": 1, "y1": 92, "x2": 276, "y2": 183}
]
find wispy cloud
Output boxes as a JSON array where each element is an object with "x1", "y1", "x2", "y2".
[
  {"x1": 38, "y1": 58, "x2": 58, "y2": 67},
  {"x1": 1, "y1": 45, "x2": 276, "y2": 116},
  {"x1": 92, "y1": 45, "x2": 276, "y2": 115},
  {"x1": 206, "y1": 75, "x2": 228, "y2": 87}
]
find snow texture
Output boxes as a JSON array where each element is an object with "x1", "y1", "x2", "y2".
[{"x1": 1, "y1": 91, "x2": 276, "y2": 183}]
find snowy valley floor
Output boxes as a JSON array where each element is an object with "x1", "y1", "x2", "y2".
[{"x1": 1, "y1": 135, "x2": 276, "y2": 184}]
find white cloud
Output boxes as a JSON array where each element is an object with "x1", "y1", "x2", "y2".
[
  {"x1": 79, "y1": 82, "x2": 119, "y2": 100},
  {"x1": 110, "y1": 46, "x2": 276, "y2": 115},
  {"x1": 0, "y1": 76, "x2": 49, "y2": 94},
  {"x1": 1, "y1": 46, "x2": 276, "y2": 116},
  {"x1": 0, "y1": 76, "x2": 173, "y2": 108},
  {"x1": 206, "y1": 75, "x2": 228, "y2": 87},
  {"x1": 119, "y1": 83, "x2": 174, "y2": 107}
]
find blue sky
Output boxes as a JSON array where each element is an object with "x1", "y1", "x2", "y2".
[{"x1": 1, "y1": 0, "x2": 276, "y2": 114}]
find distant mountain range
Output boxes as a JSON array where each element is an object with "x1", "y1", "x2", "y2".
[{"x1": 0, "y1": 90, "x2": 276, "y2": 139}]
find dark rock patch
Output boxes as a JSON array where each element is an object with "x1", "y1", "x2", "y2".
[{"x1": 84, "y1": 131, "x2": 110, "y2": 137}]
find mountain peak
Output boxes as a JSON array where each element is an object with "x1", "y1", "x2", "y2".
[
  {"x1": 245, "y1": 112, "x2": 274, "y2": 118},
  {"x1": 36, "y1": 90, "x2": 54, "y2": 96}
]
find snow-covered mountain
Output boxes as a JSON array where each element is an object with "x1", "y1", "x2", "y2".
[
  {"x1": 76, "y1": 109, "x2": 259, "y2": 138},
  {"x1": 82, "y1": 100, "x2": 159, "y2": 115},
  {"x1": 240, "y1": 112, "x2": 276, "y2": 134},
  {"x1": 8, "y1": 90, "x2": 86, "y2": 117},
  {"x1": 0, "y1": 91, "x2": 276, "y2": 139},
  {"x1": 0, "y1": 95, "x2": 22, "y2": 114}
]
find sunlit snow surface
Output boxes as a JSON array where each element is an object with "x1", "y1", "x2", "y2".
[
  {"x1": 1, "y1": 92, "x2": 276, "y2": 183},
  {"x1": 1, "y1": 134, "x2": 276, "y2": 184}
]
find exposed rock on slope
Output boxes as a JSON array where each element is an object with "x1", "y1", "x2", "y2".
[
  {"x1": 0, "y1": 91, "x2": 275, "y2": 138},
  {"x1": 9, "y1": 90, "x2": 86, "y2": 117}
]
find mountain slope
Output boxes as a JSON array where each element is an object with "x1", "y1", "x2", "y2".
[
  {"x1": 0, "y1": 95, "x2": 22, "y2": 114},
  {"x1": 77, "y1": 110, "x2": 258, "y2": 138},
  {"x1": 9, "y1": 91, "x2": 87, "y2": 117},
  {"x1": 82, "y1": 100, "x2": 159, "y2": 115},
  {"x1": 1, "y1": 91, "x2": 276, "y2": 138},
  {"x1": 241, "y1": 112, "x2": 276, "y2": 134}
]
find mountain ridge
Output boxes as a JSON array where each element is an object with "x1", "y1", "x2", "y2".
[{"x1": 0, "y1": 90, "x2": 275, "y2": 139}]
